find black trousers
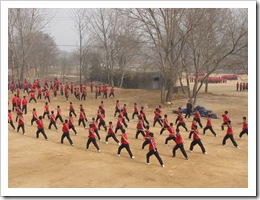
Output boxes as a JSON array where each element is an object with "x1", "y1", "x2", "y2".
[
  {"x1": 136, "y1": 129, "x2": 145, "y2": 139},
  {"x1": 115, "y1": 126, "x2": 124, "y2": 134},
  {"x1": 109, "y1": 93, "x2": 114, "y2": 98},
  {"x1": 17, "y1": 124, "x2": 25, "y2": 134},
  {"x1": 175, "y1": 116, "x2": 179, "y2": 124},
  {"x1": 69, "y1": 110, "x2": 77, "y2": 117},
  {"x1": 22, "y1": 105, "x2": 27, "y2": 114},
  {"x1": 143, "y1": 116, "x2": 149, "y2": 125},
  {"x1": 69, "y1": 125, "x2": 77, "y2": 135},
  {"x1": 185, "y1": 110, "x2": 192, "y2": 118},
  {"x1": 173, "y1": 143, "x2": 188, "y2": 159},
  {"x1": 142, "y1": 139, "x2": 150, "y2": 150},
  {"x1": 61, "y1": 132, "x2": 73, "y2": 145},
  {"x1": 12, "y1": 103, "x2": 16, "y2": 111},
  {"x1": 86, "y1": 138, "x2": 100, "y2": 150},
  {"x1": 153, "y1": 118, "x2": 163, "y2": 127},
  {"x1": 132, "y1": 112, "x2": 139, "y2": 119},
  {"x1": 177, "y1": 122, "x2": 188, "y2": 131},
  {"x1": 124, "y1": 113, "x2": 130, "y2": 122},
  {"x1": 94, "y1": 128, "x2": 101, "y2": 140},
  {"x1": 114, "y1": 109, "x2": 120, "y2": 117},
  {"x1": 221, "y1": 122, "x2": 228, "y2": 130},
  {"x1": 45, "y1": 96, "x2": 50, "y2": 103},
  {"x1": 43, "y1": 111, "x2": 50, "y2": 119},
  {"x1": 31, "y1": 117, "x2": 38, "y2": 125},
  {"x1": 48, "y1": 121, "x2": 58, "y2": 130},
  {"x1": 222, "y1": 134, "x2": 238, "y2": 147},
  {"x1": 160, "y1": 126, "x2": 169, "y2": 135},
  {"x1": 36, "y1": 128, "x2": 48, "y2": 139},
  {"x1": 81, "y1": 94, "x2": 86, "y2": 100},
  {"x1": 29, "y1": 97, "x2": 37, "y2": 103},
  {"x1": 190, "y1": 139, "x2": 206, "y2": 153},
  {"x1": 239, "y1": 129, "x2": 248, "y2": 138},
  {"x1": 165, "y1": 136, "x2": 176, "y2": 144},
  {"x1": 189, "y1": 130, "x2": 194, "y2": 139},
  {"x1": 203, "y1": 126, "x2": 216, "y2": 136},
  {"x1": 9, "y1": 120, "x2": 15, "y2": 129},
  {"x1": 98, "y1": 121, "x2": 107, "y2": 131},
  {"x1": 106, "y1": 134, "x2": 119, "y2": 143},
  {"x1": 117, "y1": 144, "x2": 133, "y2": 158},
  {"x1": 37, "y1": 94, "x2": 42, "y2": 99},
  {"x1": 55, "y1": 115, "x2": 64, "y2": 123},
  {"x1": 195, "y1": 118, "x2": 203, "y2": 128},
  {"x1": 122, "y1": 119, "x2": 128, "y2": 128},
  {"x1": 146, "y1": 149, "x2": 163, "y2": 165},
  {"x1": 78, "y1": 119, "x2": 86, "y2": 128}
]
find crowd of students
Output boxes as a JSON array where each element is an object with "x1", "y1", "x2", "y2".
[{"x1": 8, "y1": 77, "x2": 248, "y2": 168}]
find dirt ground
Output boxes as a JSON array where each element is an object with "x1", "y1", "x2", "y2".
[{"x1": 8, "y1": 76, "x2": 248, "y2": 189}]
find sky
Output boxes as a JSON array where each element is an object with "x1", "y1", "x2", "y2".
[{"x1": 44, "y1": 8, "x2": 79, "y2": 52}]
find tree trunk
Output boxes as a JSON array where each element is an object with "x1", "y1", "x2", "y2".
[
  {"x1": 205, "y1": 79, "x2": 209, "y2": 93},
  {"x1": 160, "y1": 76, "x2": 166, "y2": 103},
  {"x1": 166, "y1": 79, "x2": 174, "y2": 102}
]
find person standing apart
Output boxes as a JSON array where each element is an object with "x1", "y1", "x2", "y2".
[
  {"x1": 36, "y1": 116, "x2": 48, "y2": 140},
  {"x1": 222, "y1": 121, "x2": 239, "y2": 148},
  {"x1": 185, "y1": 100, "x2": 193, "y2": 118},
  {"x1": 105, "y1": 121, "x2": 120, "y2": 145},
  {"x1": 86, "y1": 124, "x2": 100, "y2": 152},
  {"x1": 172, "y1": 128, "x2": 189, "y2": 160},
  {"x1": 239, "y1": 117, "x2": 248, "y2": 139},
  {"x1": 90, "y1": 81, "x2": 94, "y2": 93},
  {"x1": 146, "y1": 132, "x2": 165, "y2": 167},
  {"x1": 203, "y1": 114, "x2": 217, "y2": 137},
  {"x1": 189, "y1": 125, "x2": 207, "y2": 154},
  {"x1": 61, "y1": 119, "x2": 74, "y2": 146},
  {"x1": 117, "y1": 129, "x2": 134, "y2": 159}
]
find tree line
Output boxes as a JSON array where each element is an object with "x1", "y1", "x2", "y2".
[{"x1": 8, "y1": 8, "x2": 248, "y2": 105}]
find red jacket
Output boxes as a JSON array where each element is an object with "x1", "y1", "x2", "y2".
[
  {"x1": 193, "y1": 129, "x2": 200, "y2": 140},
  {"x1": 222, "y1": 114, "x2": 229, "y2": 123},
  {"x1": 8, "y1": 113, "x2": 13, "y2": 122},
  {"x1": 108, "y1": 125, "x2": 115, "y2": 134},
  {"x1": 242, "y1": 120, "x2": 248, "y2": 130},
  {"x1": 44, "y1": 105, "x2": 49, "y2": 112},
  {"x1": 226, "y1": 124, "x2": 233, "y2": 135},
  {"x1": 175, "y1": 133, "x2": 183, "y2": 144},
  {"x1": 206, "y1": 117, "x2": 212, "y2": 127},
  {"x1": 22, "y1": 98, "x2": 28, "y2": 106},
  {"x1": 149, "y1": 137, "x2": 157, "y2": 151},
  {"x1": 137, "y1": 120, "x2": 144, "y2": 129},
  {"x1": 16, "y1": 98, "x2": 21, "y2": 106},
  {"x1": 88, "y1": 128, "x2": 96, "y2": 138},
  {"x1": 194, "y1": 111, "x2": 200, "y2": 119},
  {"x1": 37, "y1": 119, "x2": 44, "y2": 129},
  {"x1": 18, "y1": 116, "x2": 24, "y2": 125},
  {"x1": 121, "y1": 133, "x2": 129, "y2": 144},
  {"x1": 163, "y1": 118, "x2": 169, "y2": 127},
  {"x1": 167, "y1": 126, "x2": 175, "y2": 137},
  {"x1": 62, "y1": 123, "x2": 69, "y2": 132},
  {"x1": 69, "y1": 117, "x2": 74, "y2": 126}
]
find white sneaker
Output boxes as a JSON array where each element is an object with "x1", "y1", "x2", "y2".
[
  {"x1": 204, "y1": 152, "x2": 207, "y2": 155},
  {"x1": 72, "y1": 144, "x2": 74, "y2": 146},
  {"x1": 117, "y1": 154, "x2": 120, "y2": 157},
  {"x1": 164, "y1": 144, "x2": 168, "y2": 146},
  {"x1": 23, "y1": 133, "x2": 26, "y2": 135},
  {"x1": 106, "y1": 142, "x2": 108, "y2": 144},
  {"x1": 98, "y1": 150, "x2": 101, "y2": 153},
  {"x1": 162, "y1": 164, "x2": 165, "y2": 168},
  {"x1": 236, "y1": 146, "x2": 240, "y2": 149},
  {"x1": 189, "y1": 150, "x2": 193, "y2": 153},
  {"x1": 118, "y1": 143, "x2": 121, "y2": 146},
  {"x1": 146, "y1": 162, "x2": 150, "y2": 165},
  {"x1": 132, "y1": 156, "x2": 135, "y2": 159}
]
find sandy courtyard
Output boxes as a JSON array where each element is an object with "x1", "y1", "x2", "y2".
[{"x1": 7, "y1": 78, "x2": 249, "y2": 191}]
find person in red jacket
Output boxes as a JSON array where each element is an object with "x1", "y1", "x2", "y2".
[
  {"x1": 60, "y1": 83, "x2": 64, "y2": 96},
  {"x1": 175, "y1": 107, "x2": 182, "y2": 124},
  {"x1": 15, "y1": 106, "x2": 23, "y2": 122},
  {"x1": 141, "y1": 125, "x2": 151, "y2": 150},
  {"x1": 140, "y1": 106, "x2": 149, "y2": 125},
  {"x1": 172, "y1": 128, "x2": 188, "y2": 160},
  {"x1": 109, "y1": 87, "x2": 115, "y2": 98},
  {"x1": 29, "y1": 89, "x2": 37, "y2": 103},
  {"x1": 114, "y1": 100, "x2": 121, "y2": 117},
  {"x1": 194, "y1": 108, "x2": 203, "y2": 128},
  {"x1": 117, "y1": 129, "x2": 134, "y2": 159},
  {"x1": 61, "y1": 119, "x2": 74, "y2": 146},
  {"x1": 221, "y1": 111, "x2": 230, "y2": 131},
  {"x1": 36, "y1": 116, "x2": 48, "y2": 140},
  {"x1": 222, "y1": 120, "x2": 239, "y2": 148},
  {"x1": 64, "y1": 87, "x2": 69, "y2": 102},
  {"x1": 91, "y1": 117, "x2": 101, "y2": 141},
  {"x1": 81, "y1": 86, "x2": 87, "y2": 100},
  {"x1": 103, "y1": 85, "x2": 108, "y2": 99},
  {"x1": 48, "y1": 111, "x2": 58, "y2": 131},
  {"x1": 43, "y1": 102, "x2": 50, "y2": 119},
  {"x1": 12, "y1": 94, "x2": 17, "y2": 111},
  {"x1": 239, "y1": 117, "x2": 248, "y2": 139},
  {"x1": 55, "y1": 105, "x2": 64, "y2": 123},
  {"x1": 105, "y1": 121, "x2": 120, "y2": 145},
  {"x1": 86, "y1": 124, "x2": 100, "y2": 152},
  {"x1": 37, "y1": 87, "x2": 42, "y2": 100},
  {"x1": 78, "y1": 106, "x2": 87, "y2": 129},
  {"x1": 189, "y1": 125, "x2": 207, "y2": 154},
  {"x1": 188, "y1": 118, "x2": 197, "y2": 139},
  {"x1": 203, "y1": 114, "x2": 217, "y2": 137},
  {"x1": 132, "y1": 103, "x2": 139, "y2": 120},
  {"x1": 8, "y1": 109, "x2": 15, "y2": 130},
  {"x1": 176, "y1": 113, "x2": 188, "y2": 132},
  {"x1": 69, "y1": 102, "x2": 77, "y2": 117},
  {"x1": 121, "y1": 104, "x2": 130, "y2": 122},
  {"x1": 90, "y1": 81, "x2": 94, "y2": 93},
  {"x1": 31, "y1": 108, "x2": 38, "y2": 125},
  {"x1": 45, "y1": 88, "x2": 51, "y2": 103},
  {"x1": 21, "y1": 96, "x2": 28, "y2": 114},
  {"x1": 146, "y1": 132, "x2": 165, "y2": 167},
  {"x1": 16, "y1": 95, "x2": 22, "y2": 109},
  {"x1": 69, "y1": 113, "x2": 77, "y2": 135},
  {"x1": 160, "y1": 114, "x2": 170, "y2": 135},
  {"x1": 17, "y1": 113, "x2": 25, "y2": 135},
  {"x1": 164, "y1": 123, "x2": 176, "y2": 146},
  {"x1": 97, "y1": 112, "x2": 107, "y2": 131},
  {"x1": 153, "y1": 108, "x2": 163, "y2": 127},
  {"x1": 135, "y1": 115, "x2": 146, "y2": 139}
]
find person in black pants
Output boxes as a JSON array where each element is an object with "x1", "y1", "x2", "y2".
[
  {"x1": 117, "y1": 129, "x2": 134, "y2": 159},
  {"x1": 189, "y1": 125, "x2": 207, "y2": 154},
  {"x1": 239, "y1": 117, "x2": 248, "y2": 139},
  {"x1": 86, "y1": 124, "x2": 100, "y2": 152},
  {"x1": 61, "y1": 119, "x2": 74, "y2": 146},
  {"x1": 185, "y1": 100, "x2": 193, "y2": 118},
  {"x1": 172, "y1": 128, "x2": 189, "y2": 160},
  {"x1": 146, "y1": 132, "x2": 165, "y2": 167}
]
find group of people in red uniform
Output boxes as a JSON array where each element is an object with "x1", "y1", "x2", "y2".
[
  {"x1": 236, "y1": 82, "x2": 248, "y2": 91},
  {"x1": 8, "y1": 78, "x2": 248, "y2": 168}
]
